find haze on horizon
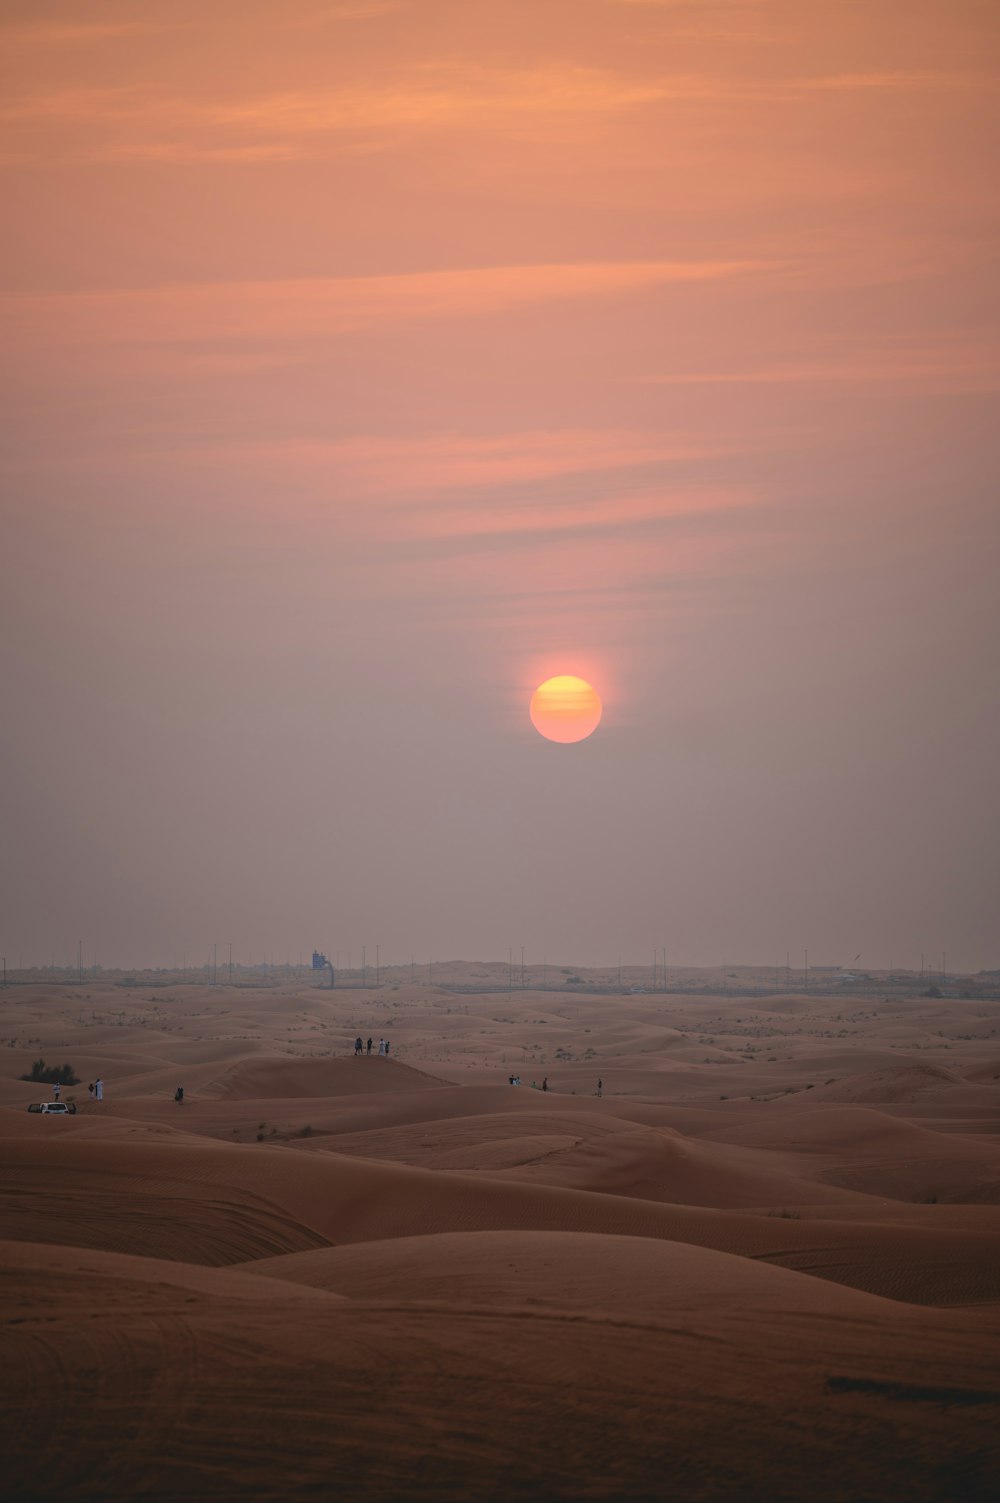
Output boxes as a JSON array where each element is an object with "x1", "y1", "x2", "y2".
[{"x1": 2, "y1": 0, "x2": 998, "y2": 975}]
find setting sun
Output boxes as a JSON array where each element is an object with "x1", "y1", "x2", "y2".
[{"x1": 529, "y1": 675, "x2": 603, "y2": 743}]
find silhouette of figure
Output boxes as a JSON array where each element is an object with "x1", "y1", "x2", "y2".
[
  {"x1": 366, "y1": 1037, "x2": 373, "y2": 1055},
  {"x1": 384, "y1": 1039, "x2": 391, "y2": 1057},
  {"x1": 174, "y1": 1086, "x2": 184, "y2": 1103},
  {"x1": 354, "y1": 1036, "x2": 363, "y2": 1056},
  {"x1": 597, "y1": 1078, "x2": 603, "y2": 1098},
  {"x1": 542, "y1": 1077, "x2": 548, "y2": 1092}
]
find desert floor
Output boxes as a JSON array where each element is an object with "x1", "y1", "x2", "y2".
[{"x1": 3, "y1": 974, "x2": 1000, "y2": 1501}]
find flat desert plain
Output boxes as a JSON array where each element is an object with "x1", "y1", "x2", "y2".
[{"x1": 3, "y1": 974, "x2": 1000, "y2": 1501}]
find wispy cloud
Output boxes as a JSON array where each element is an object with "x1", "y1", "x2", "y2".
[
  {"x1": 2, "y1": 259, "x2": 775, "y2": 349},
  {"x1": 0, "y1": 58, "x2": 976, "y2": 166},
  {"x1": 293, "y1": 1, "x2": 405, "y2": 22},
  {"x1": 635, "y1": 349, "x2": 1000, "y2": 395},
  {"x1": 0, "y1": 66, "x2": 675, "y2": 163},
  {"x1": 393, "y1": 484, "x2": 757, "y2": 546},
  {"x1": 2, "y1": 21, "x2": 162, "y2": 45},
  {"x1": 788, "y1": 71, "x2": 972, "y2": 94},
  {"x1": 217, "y1": 430, "x2": 729, "y2": 498}
]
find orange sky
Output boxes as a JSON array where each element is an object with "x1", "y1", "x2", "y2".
[{"x1": 2, "y1": 0, "x2": 998, "y2": 971}]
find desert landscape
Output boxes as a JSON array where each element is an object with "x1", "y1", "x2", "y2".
[
  {"x1": 3, "y1": 968, "x2": 1000, "y2": 1501},
  {"x1": 5, "y1": 1, "x2": 998, "y2": 1499}
]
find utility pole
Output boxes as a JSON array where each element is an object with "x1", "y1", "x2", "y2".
[
  {"x1": 376, "y1": 944, "x2": 380, "y2": 988},
  {"x1": 213, "y1": 944, "x2": 217, "y2": 986},
  {"x1": 362, "y1": 945, "x2": 366, "y2": 988},
  {"x1": 78, "y1": 940, "x2": 82, "y2": 984},
  {"x1": 521, "y1": 945, "x2": 525, "y2": 988}
]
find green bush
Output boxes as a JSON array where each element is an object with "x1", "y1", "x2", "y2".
[{"x1": 22, "y1": 1059, "x2": 79, "y2": 1086}]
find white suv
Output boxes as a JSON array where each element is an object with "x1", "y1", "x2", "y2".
[{"x1": 27, "y1": 1101, "x2": 77, "y2": 1115}]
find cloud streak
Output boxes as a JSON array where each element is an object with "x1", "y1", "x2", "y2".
[
  {"x1": 2, "y1": 258, "x2": 776, "y2": 348},
  {"x1": 0, "y1": 63, "x2": 976, "y2": 164}
]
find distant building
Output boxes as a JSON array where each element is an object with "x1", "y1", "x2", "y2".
[{"x1": 311, "y1": 951, "x2": 328, "y2": 970}]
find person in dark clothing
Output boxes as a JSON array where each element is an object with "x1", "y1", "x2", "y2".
[
  {"x1": 366, "y1": 1037, "x2": 373, "y2": 1055},
  {"x1": 174, "y1": 1086, "x2": 184, "y2": 1103},
  {"x1": 597, "y1": 1078, "x2": 603, "y2": 1098},
  {"x1": 354, "y1": 1036, "x2": 363, "y2": 1056},
  {"x1": 542, "y1": 1077, "x2": 548, "y2": 1092}
]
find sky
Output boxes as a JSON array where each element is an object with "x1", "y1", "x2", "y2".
[{"x1": 2, "y1": 0, "x2": 998, "y2": 974}]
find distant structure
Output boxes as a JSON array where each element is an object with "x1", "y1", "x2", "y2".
[{"x1": 312, "y1": 950, "x2": 335, "y2": 988}]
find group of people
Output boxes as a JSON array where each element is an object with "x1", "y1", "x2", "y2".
[
  {"x1": 505, "y1": 1076, "x2": 604, "y2": 1096},
  {"x1": 354, "y1": 1036, "x2": 391, "y2": 1057},
  {"x1": 87, "y1": 1078, "x2": 104, "y2": 1100}
]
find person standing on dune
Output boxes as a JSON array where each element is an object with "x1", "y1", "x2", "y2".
[
  {"x1": 542, "y1": 1077, "x2": 548, "y2": 1092},
  {"x1": 597, "y1": 1078, "x2": 603, "y2": 1098},
  {"x1": 95, "y1": 1078, "x2": 103, "y2": 1101},
  {"x1": 354, "y1": 1036, "x2": 363, "y2": 1056},
  {"x1": 378, "y1": 1038, "x2": 385, "y2": 1056},
  {"x1": 366, "y1": 1037, "x2": 373, "y2": 1055}
]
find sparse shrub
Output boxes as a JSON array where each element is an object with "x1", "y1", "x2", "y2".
[{"x1": 22, "y1": 1058, "x2": 79, "y2": 1086}]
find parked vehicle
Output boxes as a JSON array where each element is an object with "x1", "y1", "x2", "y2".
[{"x1": 27, "y1": 1101, "x2": 76, "y2": 1115}]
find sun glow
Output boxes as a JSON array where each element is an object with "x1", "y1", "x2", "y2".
[{"x1": 529, "y1": 675, "x2": 603, "y2": 743}]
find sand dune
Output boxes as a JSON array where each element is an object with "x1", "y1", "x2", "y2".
[
  {"x1": 4, "y1": 1232, "x2": 998, "y2": 1503},
  {"x1": 3, "y1": 978, "x2": 999, "y2": 1500},
  {"x1": 214, "y1": 1054, "x2": 452, "y2": 1100}
]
